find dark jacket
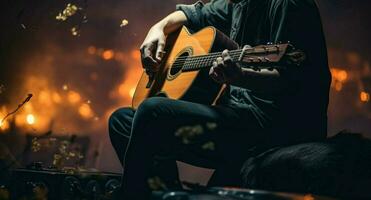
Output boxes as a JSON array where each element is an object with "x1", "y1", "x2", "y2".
[{"x1": 176, "y1": 0, "x2": 331, "y2": 145}]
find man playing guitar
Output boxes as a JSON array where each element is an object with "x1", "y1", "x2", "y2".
[{"x1": 108, "y1": 0, "x2": 331, "y2": 198}]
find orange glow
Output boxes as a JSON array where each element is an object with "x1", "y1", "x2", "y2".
[
  {"x1": 131, "y1": 50, "x2": 140, "y2": 60},
  {"x1": 0, "y1": 120, "x2": 9, "y2": 132},
  {"x1": 331, "y1": 68, "x2": 348, "y2": 83},
  {"x1": 68, "y1": 91, "x2": 81, "y2": 104},
  {"x1": 38, "y1": 90, "x2": 52, "y2": 106},
  {"x1": 360, "y1": 92, "x2": 370, "y2": 102},
  {"x1": 335, "y1": 82, "x2": 343, "y2": 91},
  {"x1": 24, "y1": 103, "x2": 33, "y2": 113},
  {"x1": 118, "y1": 84, "x2": 127, "y2": 97},
  {"x1": 114, "y1": 52, "x2": 125, "y2": 62},
  {"x1": 87, "y1": 46, "x2": 96, "y2": 55},
  {"x1": 0, "y1": 106, "x2": 9, "y2": 132},
  {"x1": 63, "y1": 84, "x2": 69, "y2": 91},
  {"x1": 102, "y1": 50, "x2": 114, "y2": 60},
  {"x1": 303, "y1": 194, "x2": 314, "y2": 200},
  {"x1": 78, "y1": 104, "x2": 94, "y2": 119},
  {"x1": 129, "y1": 87, "x2": 136, "y2": 98},
  {"x1": 52, "y1": 92, "x2": 62, "y2": 103},
  {"x1": 337, "y1": 70, "x2": 348, "y2": 82},
  {"x1": 26, "y1": 114, "x2": 36, "y2": 125}
]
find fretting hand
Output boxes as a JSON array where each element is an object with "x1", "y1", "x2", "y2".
[{"x1": 209, "y1": 49, "x2": 243, "y2": 84}]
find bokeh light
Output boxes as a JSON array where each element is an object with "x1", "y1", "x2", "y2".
[{"x1": 26, "y1": 114, "x2": 36, "y2": 125}]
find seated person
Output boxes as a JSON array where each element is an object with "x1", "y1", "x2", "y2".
[{"x1": 108, "y1": 0, "x2": 331, "y2": 198}]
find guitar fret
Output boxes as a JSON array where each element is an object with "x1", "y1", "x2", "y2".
[{"x1": 181, "y1": 51, "x2": 243, "y2": 72}]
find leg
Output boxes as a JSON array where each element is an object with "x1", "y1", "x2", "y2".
[
  {"x1": 121, "y1": 97, "x2": 264, "y2": 198},
  {"x1": 108, "y1": 107, "x2": 135, "y2": 165}
]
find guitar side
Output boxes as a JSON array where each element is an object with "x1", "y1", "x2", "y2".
[{"x1": 132, "y1": 26, "x2": 238, "y2": 109}]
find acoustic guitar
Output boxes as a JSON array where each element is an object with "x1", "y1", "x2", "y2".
[{"x1": 132, "y1": 26, "x2": 304, "y2": 109}]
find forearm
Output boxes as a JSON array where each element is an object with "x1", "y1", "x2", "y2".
[
  {"x1": 232, "y1": 68, "x2": 287, "y2": 94},
  {"x1": 154, "y1": 11, "x2": 188, "y2": 35}
]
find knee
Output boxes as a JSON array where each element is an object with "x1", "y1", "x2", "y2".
[
  {"x1": 108, "y1": 107, "x2": 134, "y2": 138},
  {"x1": 135, "y1": 97, "x2": 169, "y2": 121}
]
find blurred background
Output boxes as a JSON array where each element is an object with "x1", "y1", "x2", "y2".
[{"x1": 0, "y1": 0, "x2": 370, "y2": 173}]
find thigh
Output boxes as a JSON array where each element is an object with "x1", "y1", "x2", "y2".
[{"x1": 133, "y1": 97, "x2": 265, "y2": 168}]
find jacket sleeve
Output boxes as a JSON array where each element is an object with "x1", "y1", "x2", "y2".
[{"x1": 176, "y1": 0, "x2": 233, "y2": 34}]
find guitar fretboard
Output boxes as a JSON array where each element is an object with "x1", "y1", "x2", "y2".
[
  {"x1": 171, "y1": 50, "x2": 243, "y2": 72},
  {"x1": 171, "y1": 45, "x2": 282, "y2": 72}
]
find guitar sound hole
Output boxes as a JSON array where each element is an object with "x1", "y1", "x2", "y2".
[{"x1": 170, "y1": 52, "x2": 190, "y2": 76}]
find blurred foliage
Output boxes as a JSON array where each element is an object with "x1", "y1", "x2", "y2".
[
  {"x1": 56, "y1": 3, "x2": 80, "y2": 21},
  {"x1": 0, "y1": 186, "x2": 10, "y2": 200},
  {"x1": 148, "y1": 176, "x2": 167, "y2": 191}
]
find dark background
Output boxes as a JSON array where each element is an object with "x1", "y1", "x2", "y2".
[{"x1": 0, "y1": 0, "x2": 370, "y2": 172}]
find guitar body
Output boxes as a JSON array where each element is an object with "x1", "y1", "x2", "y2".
[{"x1": 132, "y1": 26, "x2": 239, "y2": 109}]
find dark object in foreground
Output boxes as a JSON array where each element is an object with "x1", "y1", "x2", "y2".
[
  {"x1": 10, "y1": 167, "x2": 121, "y2": 200},
  {"x1": 155, "y1": 187, "x2": 335, "y2": 200},
  {"x1": 242, "y1": 132, "x2": 371, "y2": 199}
]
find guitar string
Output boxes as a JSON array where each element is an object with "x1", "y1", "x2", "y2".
[
  {"x1": 168, "y1": 47, "x2": 281, "y2": 70},
  {"x1": 170, "y1": 52, "x2": 243, "y2": 70},
  {"x1": 167, "y1": 46, "x2": 280, "y2": 64},
  {"x1": 169, "y1": 50, "x2": 242, "y2": 65},
  {"x1": 171, "y1": 51, "x2": 242, "y2": 66}
]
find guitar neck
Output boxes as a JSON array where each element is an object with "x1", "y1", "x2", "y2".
[
  {"x1": 180, "y1": 49, "x2": 243, "y2": 72},
  {"x1": 177, "y1": 44, "x2": 288, "y2": 72}
]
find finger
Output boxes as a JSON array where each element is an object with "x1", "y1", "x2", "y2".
[
  {"x1": 155, "y1": 39, "x2": 166, "y2": 61},
  {"x1": 210, "y1": 62, "x2": 223, "y2": 83},
  {"x1": 216, "y1": 57, "x2": 224, "y2": 67},
  {"x1": 243, "y1": 45, "x2": 252, "y2": 49},
  {"x1": 222, "y1": 49, "x2": 233, "y2": 66},
  {"x1": 141, "y1": 44, "x2": 158, "y2": 69},
  {"x1": 212, "y1": 66, "x2": 226, "y2": 83},
  {"x1": 143, "y1": 54, "x2": 158, "y2": 70},
  {"x1": 209, "y1": 67, "x2": 223, "y2": 83}
]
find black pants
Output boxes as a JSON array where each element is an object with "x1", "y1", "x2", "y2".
[{"x1": 108, "y1": 97, "x2": 265, "y2": 199}]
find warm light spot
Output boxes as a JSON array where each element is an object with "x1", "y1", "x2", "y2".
[
  {"x1": 337, "y1": 70, "x2": 348, "y2": 82},
  {"x1": 87, "y1": 46, "x2": 96, "y2": 55},
  {"x1": 303, "y1": 194, "x2": 314, "y2": 200},
  {"x1": 52, "y1": 92, "x2": 62, "y2": 103},
  {"x1": 79, "y1": 104, "x2": 94, "y2": 119},
  {"x1": 120, "y1": 19, "x2": 129, "y2": 27},
  {"x1": 63, "y1": 84, "x2": 69, "y2": 91},
  {"x1": 24, "y1": 103, "x2": 33, "y2": 112},
  {"x1": 331, "y1": 68, "x2": 348, "y2": 83},
  {"x1": 118, "y1": 84, "x2": 127, "y2": 97},
  {"x1": 38, "y1": 90, "x2": 51, "y2": 105},
  {"x1": 129, "y1": 87, "x2": 136, "y2": 98},
  {"x1": 335, "y1": 82, "x2": 343, "y2": 91},
  {"x1": 360, "y1": 91, "x2": 370, "y2": 102},
  {"x1": 131, "y1": 50, "x2": 140, "y2": 60},
  {"x1": 102, "y1": 50, "x2": 114, "y2": 60},
  {"x1": 68, "y1": 91, "x2": 81, "y2": 104},
  {"x1": 0, "y1": 120, "x2": 9, "y2": 131},
  {"x1": 26, "y1": 114, "x2": 36, "y2": 125}
]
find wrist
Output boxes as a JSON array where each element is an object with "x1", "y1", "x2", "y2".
[
  {"x1": 157, "y1": 11, "x2": 187, "y2": 35},
  {"x1": 153, "y1": 21, "x2": 167, "y2": 33}
]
